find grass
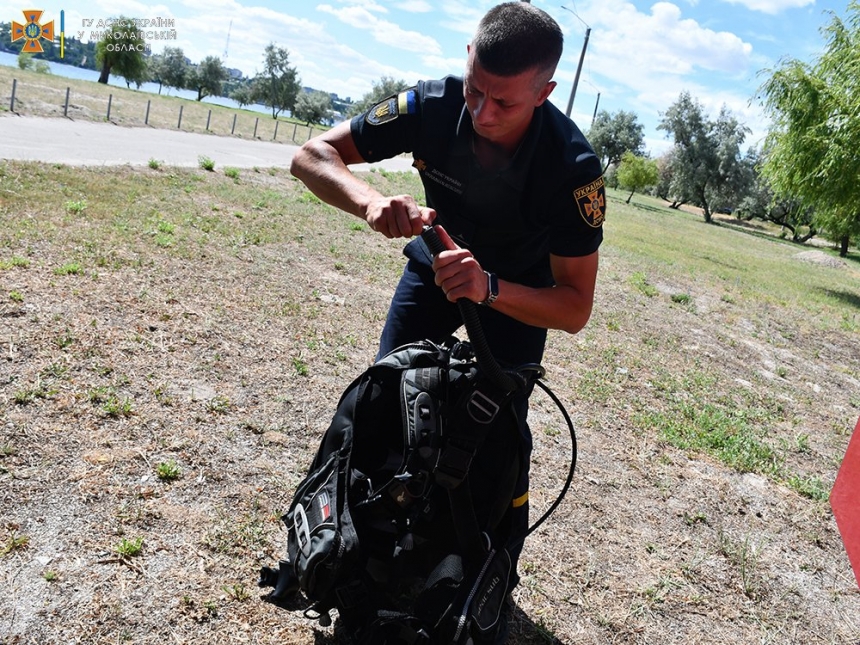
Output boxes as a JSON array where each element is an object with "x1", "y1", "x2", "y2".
[
  {"x1": 114, "y1": 537, "x2": 144, "y2": 558},
  {"x1": 605, "y1": 188, "x2": 859, "y2": 323},
  {"x1": 0, "y1": 160, "x2": 857, "y2": 644},
  {"x1": 1, "y1": 533, "x2": 30, "y2": 556},
  {"x1": 156, "y1": 459, "x2": 182, "y2": 482}
]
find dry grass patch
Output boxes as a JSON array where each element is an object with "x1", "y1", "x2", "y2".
[{"x1": 0, "y1": 162, "x2": 858, "y2": 644}]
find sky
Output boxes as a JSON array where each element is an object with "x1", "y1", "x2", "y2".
[{"x1": 1, "y1": 0, "x2": 852, "y2": 155}]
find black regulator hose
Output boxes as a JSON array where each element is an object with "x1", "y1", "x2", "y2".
[{"x1": 420, "y1": 225, "x2": 519, "y2": 394}]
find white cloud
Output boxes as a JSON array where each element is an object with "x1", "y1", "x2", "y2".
[
  {"x1": 317, "y1": 3, "x2": 442, "y2": 55},
  {"x1": 563, "y1": 1, "x2": 754, "y2": 117},
  {"x1": 720, "y1": 0, "x2": 814, "y2": 15},
  {"x1": 437, "y1": 0, "x2": 484, "y2": 37},
  {"x1": 397, "y1": 0, "x2": 434, "y2": 13}
]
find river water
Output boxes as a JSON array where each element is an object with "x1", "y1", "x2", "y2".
[{"x1": 0, "y1": 50, "x2": 273, "y2": 115}]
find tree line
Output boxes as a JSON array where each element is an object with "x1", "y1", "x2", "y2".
[
  {"x1": 0, "y1": 18, "x2": 343, "y2": 126},
  {"x1": 587, "y1": 2, "x2": 860, "y2": 256},
  {"x1": 3, "y1": 4, "x2": 858, "y2": 254}
]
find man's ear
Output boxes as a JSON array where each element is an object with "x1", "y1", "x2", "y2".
[{"x1": 536, "y1": 80, "x2": 557, "y2": 107}]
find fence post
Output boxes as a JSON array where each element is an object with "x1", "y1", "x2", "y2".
[
  {"x1": 292, "y1": 123, "x2": 298, "y2": 142},
  {"x1": 145, "y1": 99, "x2": 150, "y2": 125},
  {"x1": 177, "y1": 104, "x2": 183, "y2": 129},
  {"x1": 253, "y1": 117, "x2": 259, "y2": 139},
  {"x1": 107, "y1": 94, "x2": 112, "y2": 121},
  {"x1": 9, "y1": 78, "x2": 15, "y2": 112},
  {"x1": 63, "y1": 87, "x2": 70, "y2": 117},
  {"x1": 231, "y1": 114, "x2": 237, "y2": 134},
  {"x1": 273, "y1": 120, "x2": 279, "y2": 141},
  {"x1": 206, "y1": 109, "x2": 211, "y2": 131}
]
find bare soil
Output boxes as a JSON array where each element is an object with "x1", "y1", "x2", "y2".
[{"x1": 1, "y1": 159, "x2": 859, "y2": 645}]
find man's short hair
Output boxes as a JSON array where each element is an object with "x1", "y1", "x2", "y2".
[{"x1": 472, "y1": 2, "x2": 564, "y2": 80}]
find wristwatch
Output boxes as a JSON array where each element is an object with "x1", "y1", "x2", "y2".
[{"x1": 480, "y1": 271, "x2": 499, "y2": 306}]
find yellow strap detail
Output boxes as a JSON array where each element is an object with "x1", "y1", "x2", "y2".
[{"x1": 512, "y1": 491, "x2": 529, "y2": 508}]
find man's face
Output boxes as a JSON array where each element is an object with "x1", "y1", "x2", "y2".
[{"x1": 463, "y1": 45, "x2": 556, "y2": 149}]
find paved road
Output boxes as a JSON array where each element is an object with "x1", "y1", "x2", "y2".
[{"x1": 0, "y1": 115, "x2": 416, "y2": 172}]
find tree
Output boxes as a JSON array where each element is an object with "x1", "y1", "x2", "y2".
[
  {"x1": 654, "y1": 149, "x2": 682, "y2": 207},
  {"x1": 95, "y1": 17, "x2": 147, "y2": 85},
  {"x1": 758, "y1": 2, "x2": 860, "y2": 256},
  {"x1": 658, "y1": 92, "x2": 749, "y2": 223},
  {"x1": 186, "y1": 56, "x2": 228, "y2": 101},
  {"x1": 251, "y1": 43, "x2": 300, "y2": 119},
  {"x1": 587, "y1": 110, "x2": 645, "y2": 173},
  {"x1": 348, "y1": 76, "x2": 410, "y2": 117},
  {"x1": 17, "y1": 52, "x2": 49, "y2": 73},
  {"x1": 293, "y1": 90, "x2": 333, "y2": 126},
  {"x1": 616, "y1": 152, "x2": 659, "y2": 204},
  {"x1": 152, "y1": 47, "x2": 188, "y2": 95},
  {"x1": 735, "y1": 149, "x2": 817, "y2": 243},
  {"x1": 230, "y1": 84, "x2": 254, "y2": 108}
]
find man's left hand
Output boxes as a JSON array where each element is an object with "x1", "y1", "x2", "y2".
[{"x1": 430, "y1": 226, "x2": 489, "y2": 304}]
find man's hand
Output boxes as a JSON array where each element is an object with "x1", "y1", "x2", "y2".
[
  {"x1": 365, "y1": 195, "x2": 435, "y2": 239},
  {"x1": 430, "y1": 226, "x2": 489, "y2": 304}
]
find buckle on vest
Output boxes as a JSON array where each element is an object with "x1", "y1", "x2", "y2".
[{"x1": 467, "y1": 389, "x2": 500, "y2": 424}]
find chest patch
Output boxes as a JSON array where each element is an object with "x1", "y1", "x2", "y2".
[{"x1": 574, "y1": 177, "x2": 606, "y2": 228}]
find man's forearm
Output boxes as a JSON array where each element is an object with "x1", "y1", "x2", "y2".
[
  {"x1": 490, "y1": 280, "x2": 594, "y2": 335},
  {"x1": 290, "y1": 140, "x2": 380, "y2": 221}
]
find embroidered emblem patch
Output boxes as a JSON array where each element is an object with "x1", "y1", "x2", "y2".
[
  {"x1": 574, "y1": 176, "x2": 606, "y2": 228},
  {"x1": 365, "y1": 89, "x2": 417, "y2": 126}
]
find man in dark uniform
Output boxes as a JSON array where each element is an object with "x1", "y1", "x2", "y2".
[{"x1": 291, "y1": 1, "x2": 604, "y2": 639}]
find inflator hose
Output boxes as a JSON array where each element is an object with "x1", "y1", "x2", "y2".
[{"x1": 420, "y1": 226, "x2": 519, "y2": 393}]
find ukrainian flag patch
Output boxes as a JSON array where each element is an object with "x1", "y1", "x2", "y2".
[{"x1": 366, "y1": 89, "x2": 417, "y2": 125}]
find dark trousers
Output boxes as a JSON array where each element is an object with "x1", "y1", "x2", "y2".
[{"x1": 377, "y1": 250, "x2": 548, "y2": 582}]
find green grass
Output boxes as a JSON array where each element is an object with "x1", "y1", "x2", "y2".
[
  {"x1": 0, "y1": 533, "x2": 30, "y2": 556},
  {"x1": 605, "y1": 188, "x2": 859, "y2": 328},
  {"x1": 156, "y1": 459, "x2": 182, "y2": 482},
  {"x1": 114, "y1": 537, "x2": 144, "y2": 558},
  {"x1": 0, "y1": 256, "x2": 30, "y2": 270},
  {"x1": 640, "y1": 402, "x2": 783, "y2": 475}
]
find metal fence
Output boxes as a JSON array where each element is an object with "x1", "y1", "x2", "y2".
[{"x1": 3, "y1": 75, "x2": 322, "y2": 145}]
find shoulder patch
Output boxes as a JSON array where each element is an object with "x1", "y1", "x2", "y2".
[
  {"x1": 574, "y1": 176, "x2": 606, "y2": 228},
  {"x1": 365, "y1": 90, "x2": 417, "y2": 126}
]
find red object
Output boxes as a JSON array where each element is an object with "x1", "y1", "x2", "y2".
[{"x1": 831, "y1": 416, "x2": 860, "y2": 589}]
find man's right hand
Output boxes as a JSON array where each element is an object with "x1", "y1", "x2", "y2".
[{"x1": 365, "y1": 195, "x2": 436, "y2": 239}]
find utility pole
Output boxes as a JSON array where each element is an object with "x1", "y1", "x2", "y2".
[
  {"x1": 560, "y1": 6, "x2": 591, "y2": 119},
  {"x1": 223, "y1": 19, "x2": 232, "y2": 59},
  {"x1": 565, "y1": 26, "x2": 590, "y2": 118}
]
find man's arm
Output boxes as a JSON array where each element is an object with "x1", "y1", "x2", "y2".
[
  {"x1": 492, "y1": 252, "x2": 598, "y2": 334},
  {"x1": 431, "y1": 226, "x2": 598, "y2": 335},
  {"x1": 289, "y1": 121, "x2": 433, "y2": 238}
]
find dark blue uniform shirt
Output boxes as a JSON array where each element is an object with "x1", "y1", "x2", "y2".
[
  {"x1": 350, "y1": 76, "x2": 605, "y2": 288},
  {"x1": 349, "y1": 78, "x2": 605, "y2": 568}
]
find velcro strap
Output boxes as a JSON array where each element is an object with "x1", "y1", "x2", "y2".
[{"x1": 435, "y1": 443, "x2": 476, "y2": 489}]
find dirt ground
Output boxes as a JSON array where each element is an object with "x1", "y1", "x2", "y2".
[{"x1": 1, "y1": 161, "x2": 859, "y2": 645}]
